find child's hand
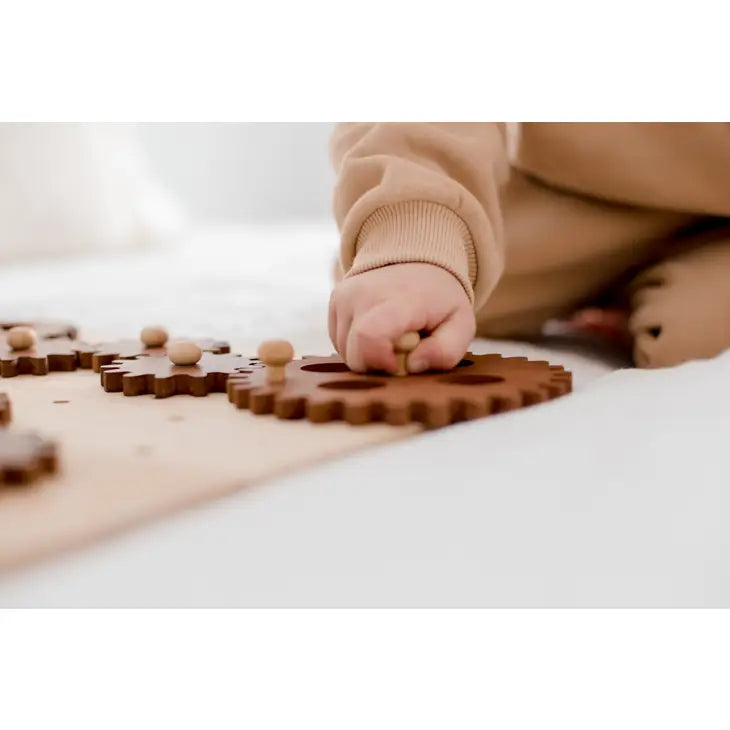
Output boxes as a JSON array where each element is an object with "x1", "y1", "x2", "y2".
[{"x1": 329, "y1": 263, "x2": 475, "y2": 373}]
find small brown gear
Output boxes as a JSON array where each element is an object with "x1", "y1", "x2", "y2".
[
  {"x1": 0, "y1": 393, "x2": 10, "y2": 426},
  {"x1": 0, "y1": 431, "x2": 58, "y2": 485},
  {"x1": 0, "y1": 338, "x2": 81, "y2": 377},
  {"x1": 227, "y1": 353, "x2": 572, "y2": 429},
  {"x1": 100, "y1": 352, "x2": 262, "y2": 398},
  {"x1": 75, "y1": 337, "x2": 231, "y2": 372},
  {"x1": 1, "y1": 319, "x2": 78, "y2": 340}
]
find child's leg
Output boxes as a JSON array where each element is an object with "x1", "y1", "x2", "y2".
[
  {"x1": 627, "y1": 224, "x2": 730, "y2": 367},
  {"x1": 477, "y1": 170, "x2": 696, "y2": 338}
]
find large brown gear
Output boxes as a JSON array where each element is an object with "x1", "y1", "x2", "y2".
[{"x1": 227, "y1": 353, "x2": 572, "y2": 429}]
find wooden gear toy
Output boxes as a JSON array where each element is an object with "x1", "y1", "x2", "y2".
[
  {"x1": 0, "y1": 338, "x2": 82, "y2": 377},
  {"x1": 227, "y1": 353, "x2": 572, "y2": 429},
  {"x1": 0, "y1": 430, "x2": 58, "y2": 486},
  {"x1": 100, "y1": 352, "x2": 262, "y2": 398}
]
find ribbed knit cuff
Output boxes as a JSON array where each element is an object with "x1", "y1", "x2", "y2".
[{"x1": 345, "y1": 200, "x2": 477, "y2": 304}]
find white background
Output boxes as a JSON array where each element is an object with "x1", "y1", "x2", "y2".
[{"x1": 138, "y1": 123, "x2": 335, "y2": 222}]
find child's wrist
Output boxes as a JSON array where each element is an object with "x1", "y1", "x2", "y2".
[{"x1": 345, "y1": 200, "x2": 476, "y2": 303}]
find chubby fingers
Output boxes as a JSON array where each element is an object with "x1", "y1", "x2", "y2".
[
  {"x1": 329, "y1": 291, "x2": 354, "y2": 362},
  {"x1": 407, "y1": 306, "x2": 475, "y2": 373},
  {"x1": 345, "y1": 298, "x2": 428, "y2": 373}
]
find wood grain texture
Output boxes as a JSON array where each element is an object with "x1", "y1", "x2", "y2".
[{"x1": 0, "y1": 370, "x2": 419, "y2": 569}]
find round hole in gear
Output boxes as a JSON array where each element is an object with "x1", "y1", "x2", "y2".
[
  {"x1": 302, "y1": 362, "x2": 351, "y2": 373},
  {"x1": 438, "y1": 374, "x2": 505, "y2": 385},
  {"x1": 319, "y1": 379, "x2": 385, "y2": 391}
]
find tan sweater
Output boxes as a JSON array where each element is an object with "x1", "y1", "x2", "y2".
[{"x1": 330, "y1": 123, "x2": 730, "y2": 318}]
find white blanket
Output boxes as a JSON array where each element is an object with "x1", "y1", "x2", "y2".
[{"x1": 1, "y1": 222, "x2": 723, "y2": 606}]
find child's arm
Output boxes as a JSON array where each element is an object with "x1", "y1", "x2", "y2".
[{"x1": 329, "y1": 123, "x2": 509, "y2": 373}]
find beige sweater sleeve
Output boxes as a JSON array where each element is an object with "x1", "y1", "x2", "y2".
[{"x1": 330, "y1": 123, "x2": 509, "y2": 308}]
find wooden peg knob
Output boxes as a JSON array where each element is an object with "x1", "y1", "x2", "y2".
[
  {"x1": 258, "y1": 339, "x2": 294, "y2": 385},
  {"x1": 140, "y1": 325, "x2": 168, "y2": 348},
  {"x1": 394, "y1": 331, "x2": 420, "y2": 376},
  {"x1": 167, "y1": 340, "x2": 202, "y2": 366},
  {"x1": 6, "y1": 326, "x2": 37, "y2": 351}
]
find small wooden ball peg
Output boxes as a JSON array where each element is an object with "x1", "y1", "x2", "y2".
[
  {"x1": 258, "y1": 340, "x2": 294, "y2": 385},
  {"x1": 167, "y1": 340, "x2": 202, "y2": 366},
  {"x1": 140, "y1": 325, "x2": 169, "y2": 348},
  {"x1": 394, "y1": 331, "x2": 421, "y2": 376},
  {"x1": 6, "y1": 326, "x2": 37, "y2": 351}
]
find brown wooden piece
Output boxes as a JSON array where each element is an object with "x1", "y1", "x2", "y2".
[
  {"x1": 75, "y1": 337, "x2": 230, "y2": 372},
  {"x1": 228, "y1": 353, "x2": 572, "y2": 429},
  {"x1": 0, "y1": 338, "x2": 81, "y2": 378},
  {"x1": 0, "y1": 431, "x2": 58, "y2": 485},
  {"x1": 1, "y1": 319, "x2": 77, "y2": 340},
  {"x1": 394, "y1": 331, "x2": 421, "y2": 376},
  {"x1": 101, "y1": 352, "x2": 262, "y2": 398},
  {"x1": 0, "y1": 393, "x2": 10, "y2": 426}
]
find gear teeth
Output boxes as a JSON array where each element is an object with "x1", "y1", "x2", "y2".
[
  {"x1": 118, "y1": 371, "x2": 156, "y2": 397},
  {"x1": 384, "y1": 402, "x2": 410, "y2": 425},
  {"x1": 522, "y1": 388, "x2": 549, "y2": 406},
  {"x1": 462, "y1": 397, "x2": 489, "y2": 420},
  {"x1": 1, "y1": 432, "x2": 58, "y2": 485},
  {"x1": 307, "y1": 397, "x2": 344, "y2": 423},
  {"x1": 425, "y1": 401, "x2": 451, "y2": 429},
  {"x1": 249, "y1": 388, "x2": 277, "y2": 415},
  {"x1": 1, "y1": 355, "x2": 48, "y2": 377},
  {"x1": 492, "y1": 390, "x2": 521, "y2": 412},
  {"x1": 448, "y1": 399, "x2": 469, "y2": 422},
  {"x1": 549, "y1": 372, "x2": 573, "y2": 395},
  {"x1": 341, "y1": 399, "x2": 389, "y2": 425},
  {"x1": 343, "y1": 401, "x2": 373, "y2": 425},
  {"x1": 274, "y1": 395, "x2": 306, "y2": 419},
  {"x1": 227, "y1": 381, "x2": 255, "y2": 407},
  {"x1": 407, "y1": 400, "x2": 451, "y2": 429},
  {"x1": 227, "y1": 353, "x2": 572, "y2": 428},
  {"x1": 0, "y1": 393, "x2": 11, "y2": 426},
  {"x1": 100, "y1": 364, "x2": 125, "y2": 392}
]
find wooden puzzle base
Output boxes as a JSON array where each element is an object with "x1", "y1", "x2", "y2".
[{"x1": 0, "y1": 370, "x2": 419, "y2": 570}]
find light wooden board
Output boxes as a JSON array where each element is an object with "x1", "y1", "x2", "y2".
[{"x1": 0, "y1": 369, "x2": 420, "y2": 570}]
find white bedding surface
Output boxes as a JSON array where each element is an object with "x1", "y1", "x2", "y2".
[{"x1": 1, "y1": 222, "x2": 724, "y2": 607}]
